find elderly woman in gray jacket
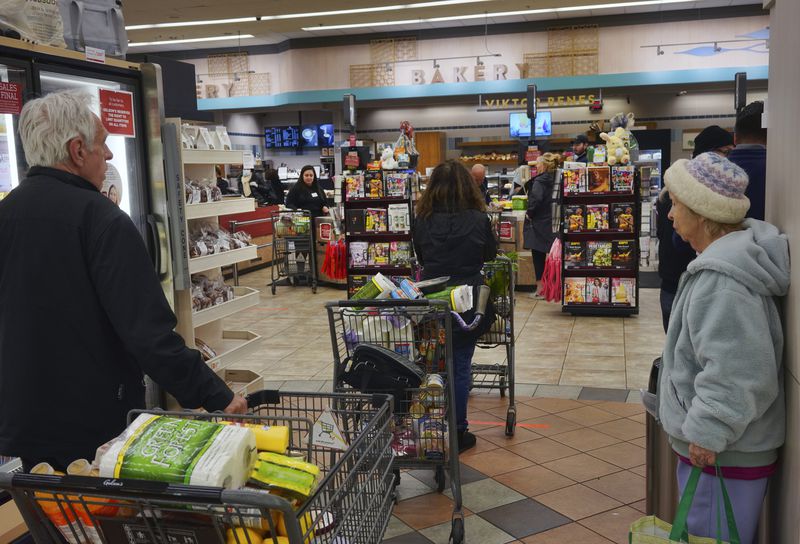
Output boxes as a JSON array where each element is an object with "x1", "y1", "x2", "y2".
[
  {"x1": 658, "y1": 152, "x2": 789, "y2": 544},
  {"x1": 523, "y1": 153, "x2": 560, "y2": 297}
]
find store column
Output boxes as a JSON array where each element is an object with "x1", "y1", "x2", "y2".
[{"x1": 763, "y1": 0, "x2": 800, "y2": 542}]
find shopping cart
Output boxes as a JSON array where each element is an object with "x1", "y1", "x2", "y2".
[
  {"x1": 326, "y1": 299, "x2": 465, "y2": 544},
  {"x1": 471, "y1": 256, "x2": 517, "y2": 436},
  {"x1": 270, "y1": 209, "x2": 317, "y2": 295},
  {"x1": 0, "y1": 390, "x2": 395, "y2": 544}
]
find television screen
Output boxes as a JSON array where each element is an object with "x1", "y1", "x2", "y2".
[
  {"x1": 265, "y1": 126, "x2": 300, "y2": 148},
  {"x1": 318, "y1": 123, "x2": 335, "y2": 147},
  {"x1": 300, "y1": 124, "x2": 319, "y2": 147},
  {"x1": 509, "y1": 111, "x2": 552, "y2": 138}
]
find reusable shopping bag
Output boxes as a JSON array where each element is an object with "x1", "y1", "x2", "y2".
[
  {"x1": 629, "y1": 464, "x2": 740, "y2": 544},
  {"x1": 538, "y1": 238, "x2": 562, "y2": 302}
]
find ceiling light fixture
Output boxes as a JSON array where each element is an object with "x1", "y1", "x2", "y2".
[
  {"x1": 642, "y1": 38, "x2": 768, "y2": 55},
  {"x1": 128, "y1": 34, "x2": 255, "y2": 47},
  {"x1": 301, "y1": 0, "x2": 694, "y2": 31},
  {"x1": 126, "y1": 0, "x2": 491, "y2": 31}
]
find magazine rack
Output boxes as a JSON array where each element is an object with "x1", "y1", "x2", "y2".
[
  {"x1": 558, "y1": 163, "x2": 640, "y2": 316},
  {"x1": 342, "y1": 167, "x2": 417, "y2": 296}
]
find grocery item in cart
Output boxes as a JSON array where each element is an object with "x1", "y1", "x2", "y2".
[
  {"x1": 96, "y1": 414, "x2": 256, "y2": 489},
  {"x1": 249, "y1": 452, "x2": 320, "y2": 500},
  {"x1": 222, "y1": 422, "x2": 290, "y2": 454}
]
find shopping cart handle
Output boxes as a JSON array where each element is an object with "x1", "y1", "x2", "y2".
[
  {"x1": 246, "y1": 389, "x2": 281, "y2": 408},
  {"x1": 326, "y1": 299, "x2": 443, "y2": 308}
]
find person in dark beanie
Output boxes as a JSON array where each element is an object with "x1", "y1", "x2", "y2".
[
  {"x1": 656, "y1": 125, "x2": 734, "y2": 331},
  {"x1": 691, "y1": 125, "x2": 734, "y2": 158},
  {"x1": 728, "y1": 101, "x2": 767, "y2": 220},
  {"x1": 571, "y1": 134, "x2": 589, "y2": 163}
]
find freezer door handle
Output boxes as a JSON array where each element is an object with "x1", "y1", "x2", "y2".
[{"x1": 147, "y1": 214, "x2": 168, "y2": 279}]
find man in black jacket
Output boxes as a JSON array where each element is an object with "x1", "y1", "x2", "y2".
[{"x1": 0, "y1": 91, "x2": 246, "y2": 471}]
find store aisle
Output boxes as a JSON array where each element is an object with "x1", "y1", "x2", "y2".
[
  {"x1": 382, "y1": 390, "x2": 647, "y2": 543},
  {"x1": 223, "y1": 267, "x2": 665, "y2": 390}
]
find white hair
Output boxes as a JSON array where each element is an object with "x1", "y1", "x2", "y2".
[
  {"x1": 19, "y1": 90, "x2": 98, "y2": 168},
  {"x1": 471, "y1": 163, "x2": 486, "y2": 175}
]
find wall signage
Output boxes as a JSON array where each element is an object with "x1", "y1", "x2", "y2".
[{"x1": 478, "y1": 93, "x2": 600, "y2": 111}]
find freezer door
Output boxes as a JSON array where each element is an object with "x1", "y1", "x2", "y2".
[
  {"x1": 36, "y1": 70, "x2": 149, "y2": 237},
  {"x1": 0, "y1": 61, "x2": 30, "y2": 201}
]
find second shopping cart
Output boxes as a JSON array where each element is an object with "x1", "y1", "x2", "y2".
[{"x1": 326, "y1": 298, "x2": 466, "y2": 544}]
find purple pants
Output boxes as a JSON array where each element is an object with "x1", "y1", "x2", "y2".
[{"x1": 676, "y1": 461, "x2": 768, "y2": 544}]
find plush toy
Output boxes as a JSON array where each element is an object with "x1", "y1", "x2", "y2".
[
  {"x1": 609, "y1": 112, "x2": 635, "y2": 131},
  {"x1": 599, "y1": 127, "x2": 631, "y2": 166},
  {"x1": 381, "y1": 146, "x2": 398, "y2": 170},
  {"x1": 607, "y1": 112, "x2": 639, "y2": 162}
]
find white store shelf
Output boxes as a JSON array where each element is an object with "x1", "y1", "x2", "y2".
[
  {"x1": 205, "y1": 330, "x2": 262, "y2": 372},
  {"x1": 192, "y1": 286, "x2": 260, "y2": 328},
  {"x1": 189, "y1": 245, "x2": 258, "y2": 274},
  {"x1": 217, "y1": 368, "x2": 263, "y2": 396},
  {"x1": 182, "y1": 148, "x2": 243, "y2": 165},
  {"x1": 185, "y1": 198, "x2": 256, "y2": 220}
]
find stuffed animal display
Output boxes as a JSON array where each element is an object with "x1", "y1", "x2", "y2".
[
  {"x1": 381, "y1": 146, "x2": 398, "y2": 169},
  {"x1": 599, "y1": 127, "x2": 631, "y2": 166}
]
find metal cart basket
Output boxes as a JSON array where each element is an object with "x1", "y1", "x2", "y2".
[
  {"x1": 270, "y1": 209, "x2": 317, "y2": 294},
  {"x1": 471, "y1": 255, "x2": 517, "y2": 436},
  {"x1": 0, "y1": 390, "x2": 394, "y2": 544},
  {"x1": 326, "y1": 299, "x2": 465, "y2": 544}
]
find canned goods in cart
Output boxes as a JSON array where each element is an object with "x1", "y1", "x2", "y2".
[{"x1": 424, "y1": 373, "x2": 444, "y2": 389}]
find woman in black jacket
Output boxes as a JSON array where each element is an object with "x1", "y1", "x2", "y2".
[
  {"x1": 413, "y1": 160, "x2": 497, "y2": 453},
  {"x1": 285, "y1": 165, "x2": 329, "y2": 217},
  {"x1": 523, "y1": 153, "x2": 560, "y2": 298}
]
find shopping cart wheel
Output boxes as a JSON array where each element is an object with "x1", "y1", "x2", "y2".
[
  {"x1": 449, "y1": 517, "x2": 465, "y2": 544},
  {"x1": 505, "y1": 407, "x2": 516, "y2": 437},
  {"x1": 435, "y1": 465, "x2": 446, "y2": 493}
]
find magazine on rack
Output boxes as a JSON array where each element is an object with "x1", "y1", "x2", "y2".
[{"x1": 585, "y1": 277, "x2": 610, "y2": 304}]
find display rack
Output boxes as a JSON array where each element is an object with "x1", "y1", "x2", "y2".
[
  {"x1": 343, "y1": 168, "x2": 416, "y2": 297},
  {"x1": 165, "y1": 119, "x2": 262, "y2": 388},
  {"x1": 559, "y1": 163, "x2": 640, "y2": 316}
]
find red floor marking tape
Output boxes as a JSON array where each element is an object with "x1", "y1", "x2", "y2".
[{"x1": 469, "y1": 420, "x2": 550, "y2": 430}]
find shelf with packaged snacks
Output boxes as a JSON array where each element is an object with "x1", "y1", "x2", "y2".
[
  {"x1": 188, "y1": 245, "x2": 258, "y2": 274},
  {"x1": 182, "y1": 149, "x2": 244, "y2": 166},
  {"x1": 192, "y1": 286, "x2": 261, "y2": 328},
  {"x1": 185, "y1": 198, "x2": 256, "y2": 220},
  {"x1": 203, "y1": 330, "x2": 262, "y2": 372}
]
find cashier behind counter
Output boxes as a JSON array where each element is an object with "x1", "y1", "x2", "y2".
[{"x1": 286, "y1": 165, "x2": 330, "y2": 217}]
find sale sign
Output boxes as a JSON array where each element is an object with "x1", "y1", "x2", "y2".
[
  {"x1": 0, "y1": 82, "x2": 22, "y2": 115},
  {"x1": 99, "y1": 89, "x2": 135, "y2": 137}
]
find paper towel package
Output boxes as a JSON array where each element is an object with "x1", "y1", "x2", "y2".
[{"x1": 97, "y1": 414, "x2": 256, "y2": 489}]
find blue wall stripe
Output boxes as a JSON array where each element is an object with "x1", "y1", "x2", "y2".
[{"x1": 198, "y1": 66, "x2": 768, "y2": 111}]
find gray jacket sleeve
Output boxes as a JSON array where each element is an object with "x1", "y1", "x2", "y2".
[{"x1": 683, "y1": 285, "x2": 780, "y2": 452}]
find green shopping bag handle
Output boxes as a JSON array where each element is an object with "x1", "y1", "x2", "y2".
[{"x1": 669, "y1": 462, "x2": 741, "y2": 543}]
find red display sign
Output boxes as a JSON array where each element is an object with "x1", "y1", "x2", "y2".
[
  {"x1": 0, "y1": 82, "x2": 22, "y2": 115},
  {"x1": 344, "y1": 151, "x2": 360, "y2": 168},
  {"x1": 99, "y1": 89, "x2": 135, "y2": 137},
  {"x1": 499, "y1": 221, "x2": 513, "y2": 241},
  {"x1": 318, "y1": 222, "x2": 332, "y2": 242}
]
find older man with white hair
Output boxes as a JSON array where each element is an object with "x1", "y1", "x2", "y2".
[
  {"x1": 0, "y1": 90, "x2": 246, "y2": 472},
  {"x1": 471, "y1": 163, "x2": 490, "y2": 204}
]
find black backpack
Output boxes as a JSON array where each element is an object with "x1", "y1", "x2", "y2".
[{"x1": 340, "y1": 344, "x2": 425, "y2": 396}]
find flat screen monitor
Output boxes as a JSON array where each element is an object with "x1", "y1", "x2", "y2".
[
  {"x1": 318, "y1": 123, "x2": 335, "y2": 147},
  {"x1": 509, "y1": 111, "x2": 552, "y2": 138},
  {"x1": 265, "y1": 126, "x2": 299, "y2": 148},
  {"x1": 300, "y1": 124, "x2": 319, "y2": 147}
]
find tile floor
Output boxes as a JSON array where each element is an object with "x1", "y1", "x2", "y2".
[
  {"x1": 221, "y1": 267, "x2": 666, "y2": 390},
  {"x1": 218, "y1": 266, "x2": 664, "y2": 543}
]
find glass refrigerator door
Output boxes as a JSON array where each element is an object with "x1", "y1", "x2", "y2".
[
  {"x1": 37, "y1": 70, "x2": 148, "y2": 233},
  {"x1": 0, "y1": 62, "x2": 28, "y2": 201}
]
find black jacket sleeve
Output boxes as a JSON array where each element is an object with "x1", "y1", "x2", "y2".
[
  {"x1": 88, "y1": 215, "x2": 234, "y2": 412},
  {"x1": 482, "y1": 215, "x2": 498, "y2": 263},
  {"x1": 286, "y1": 184, "x2": 326, "y2": 216}
]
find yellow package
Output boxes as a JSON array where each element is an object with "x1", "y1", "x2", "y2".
[{"x1": 223, "y1": 422, "x2": 290, "y2": 454}]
